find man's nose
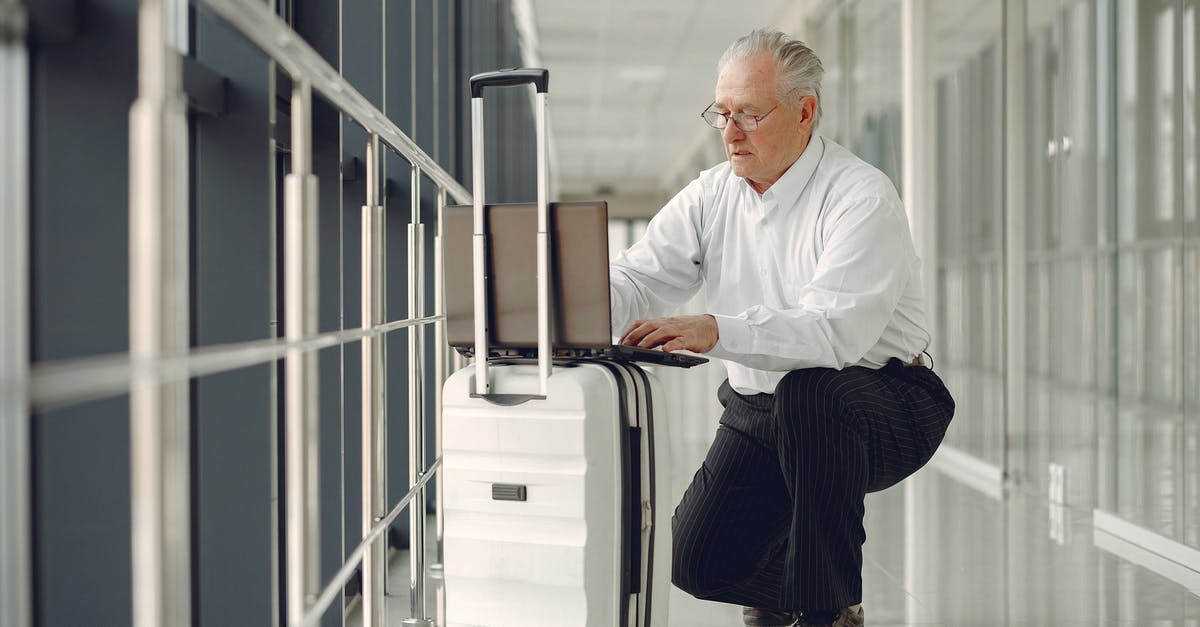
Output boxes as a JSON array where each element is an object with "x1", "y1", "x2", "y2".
[{"x1": 721, "y1": 120, "x2": 744, "y2": 142}]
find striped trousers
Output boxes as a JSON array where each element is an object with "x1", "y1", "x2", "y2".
[{"x1": 670, "y1": 358, "x2": 956, "y2": 615}]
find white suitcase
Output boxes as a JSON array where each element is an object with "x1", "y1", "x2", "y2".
[
  {"x1": 440, "y1": 68, "x2": 671, "y2": 627},
  {"x1": 442, "y1": 361, "x2": 670, "y2": 627}
]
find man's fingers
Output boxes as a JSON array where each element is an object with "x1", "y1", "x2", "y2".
[
  {"x1": 619, "y1": 320, "x2": 649, "y2": 346},
  {"x1": 660, "y1": 338, "x2": 685, "y2": 353},
  {"x1": 638, "y1": 326, "x2": 681, "y2": 349},
  {"x1": 623, "y1": 320, "x2": 663, "y2": 347},
  {"x1": 620, "y1": 315, "x2": 717, "y2": 353}
]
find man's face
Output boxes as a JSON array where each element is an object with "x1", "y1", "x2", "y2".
[{"x1": 713, "y1": 53, "x2": 814, "y2": 193}]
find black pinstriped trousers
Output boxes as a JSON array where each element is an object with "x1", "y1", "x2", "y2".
[{"x1": 670, "y1": 358, "x2": 956, "y2": 615}]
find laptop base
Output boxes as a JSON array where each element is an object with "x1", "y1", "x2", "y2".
[{"x1": 455, "y1": 345, "x2": 708, "y2": 369}]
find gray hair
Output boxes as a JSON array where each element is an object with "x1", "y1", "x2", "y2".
[{"x1": 717, "y1": 28, "x2": 824, "y2": 129}]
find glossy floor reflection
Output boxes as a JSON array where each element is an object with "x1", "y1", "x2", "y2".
[{"x1": 364, "y1": 459, "x2": 1200, "y2": 626}]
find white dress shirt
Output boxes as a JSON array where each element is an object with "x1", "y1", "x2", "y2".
[{"x1": 609, "y1": 135, "x2": 931, "y2": 395}]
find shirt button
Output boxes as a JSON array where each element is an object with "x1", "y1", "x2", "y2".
[{"x1": 759, "y1": 268, "x2": 766, "y2": 276}]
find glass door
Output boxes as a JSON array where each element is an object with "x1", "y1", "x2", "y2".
[
  {"x1": 1051, "y1": 0, "x2": 1103, "y2": 509},
  {"x1": 1105, "y1": 0, "x2": 1193, "y2": 549},
  {"x1": 1021, "y1": 0, "x2": 1104, "y2": 501}
]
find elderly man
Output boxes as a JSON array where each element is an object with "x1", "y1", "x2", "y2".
[{"x1": 610, "y1": 29, "x2": 956, "y2": 627}]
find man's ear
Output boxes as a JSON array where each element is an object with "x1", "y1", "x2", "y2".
[{"x1": 800, "y1": 95, "x2": 816, "y2": 128}]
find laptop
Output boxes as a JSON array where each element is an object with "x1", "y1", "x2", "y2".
[{"x1": 443, "y1": 201, "x2": 707, "y2": 368}]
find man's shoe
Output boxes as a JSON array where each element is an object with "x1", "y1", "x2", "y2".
[
  {"x1": 797, "y1": 605, "x2": 864, "y2": 626},
  {"x1": 742, "y1": 607, "x2": 799, "y2": 626}
]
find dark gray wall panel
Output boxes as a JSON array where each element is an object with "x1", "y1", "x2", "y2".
[
  {"x1": 292, "y1": 0, "x2": 339, "y2": 69},
  {"x1": 342, "y1": 0, "x2": 383, "y2": 109},
  {"x1": 457, "y1": 0, "x2": 536, "y2": 205},
  {"x1": 316, "y1": 346, "x2": 343, "y2": 627},
  {"x1": 193, "y1": 10, "x2": 274, "y2": 627},
  {"x1": 386, "y1": 0, "x2": 414, "y2": 138},
  {"x1": 31, "y1": 0, "x2": 135, "y2": 361},
  {"x1": 192, "y1": 367, "x2": 273, "y2": 627},
  {"x1": 30, "y1": 0, "x2": 139, "y2": 625},
  {"x1": 438, "y1": 1, "x2": 458, "y2": 175},
  {"x1": 33, "y1": 399, "x2": 131, "y2": 627},
  {"x1": 341, "y1": 156, "x2": 364, "y2": 560},
  {"x1": 413, "y1": 0, "x2": 435, "y2": 154},
  {"x1": 340, "y1": 0, "x2": 383, "y2": 563},
  {"x1": 314, "y1": 139, "x2": 344, "y2": 627}
]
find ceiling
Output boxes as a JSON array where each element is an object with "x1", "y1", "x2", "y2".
[
  {"x1": 522, "y1": 0, "x2": 1004, "y2": 215},
  {"x1": 523, "y1": 0, "x2": 824, "y2": 203}
]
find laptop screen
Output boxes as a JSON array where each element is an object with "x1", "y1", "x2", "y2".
[{"x1": 443, "y1": 201, "x2": 614, "y2": 350}]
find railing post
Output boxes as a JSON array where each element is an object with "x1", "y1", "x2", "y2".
[
  {"x1": 284, "y1": 79, "x2": 320, "y2": 627},
  {"x1": 361, "y1": 133, "x2": 387, "y2": 627},
  {"x1": 0, "y1": 3, "x2": 31, "y2": 626},
  {"x1": 129, "y1": 0, "x2": 191, "y2": 624},
  {"x1": 429, "y1": 187, "x2": 447, "y2": 579},
  {"x1": 403, "y1": 165, "x2": 433, "y2": 627}
]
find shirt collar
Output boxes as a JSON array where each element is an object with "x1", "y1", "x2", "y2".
[{"x1": 755, "y1": 134, "x2": 824, "y2": 209}]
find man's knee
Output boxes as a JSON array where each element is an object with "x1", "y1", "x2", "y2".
[
  {"x1": 671, "y1": 546, "x2": 727, "y2": 599},
  {"x1": 671, "y1": 513, "x2": 735, "y2": 598},
  {"x1": 773, "y1": 368, "x2": 847, "y2": 430}
]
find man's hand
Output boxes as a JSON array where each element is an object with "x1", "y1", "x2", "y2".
[{"x1": 619, "y1": 314, "x2": 719, "y2": 353}]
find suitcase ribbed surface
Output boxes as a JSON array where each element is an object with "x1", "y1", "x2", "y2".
[{"x1": 442, "y1": 363, "x2": 622, "y2": 626}]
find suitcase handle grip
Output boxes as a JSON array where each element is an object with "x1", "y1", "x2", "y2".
[{"x1": 470, "y1": 68, "x2": 549, "y2": 98}]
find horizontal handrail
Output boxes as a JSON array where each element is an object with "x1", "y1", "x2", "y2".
[
  {"x1": 27, "y1": 314, "x2": 445, "y2": 411},
  {"x1": 195, "y1": 0, "x2": 472, "y2": 205},
  {"x1": 300, "y1": 456, "x2": 443, "y2": 627}
]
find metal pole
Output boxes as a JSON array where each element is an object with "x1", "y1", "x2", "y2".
[
  {"x1": 469, "y1": 97, "x2": 488, "y2": 395},
  {"x1": 284, "y1": 79, "x2": 320, "y2": 627},
  {"x1": 266, "y1": 49, "x2": 281, "y2": 627},
  {"x1": 129, "y1": 0, "x2": 191, "y2": 624},
  {"x1": 0, "y1": 3, "x2": 31, "y2": 626},
  {"x1": 403, "y1": 165, "x2": 434, "y2": 627},
  {"x1": 900, "y1": 4, "x2": 931, "y2": 624},
  {"x1": 429, "y1": 187, "x2": 447, "y2": 579},
  {"x1": 361, "y1": 133, "x2": 386, "y2": 627},
  {"x1": 534, "y1": 91, "x2": 550, "y2": 396}
]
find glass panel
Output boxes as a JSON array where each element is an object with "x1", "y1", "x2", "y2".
[
  {"x1": 1021, "y1": 16, "x2": 1055, "y2": 486},
  {"x1": 1112, "y1": 0, "x2": 1186, "y2": 543},
  {"x1": 807, "y1": 6, "x2": 847, "y2": 145},
  {"x1": 1095, "y1": 0, "x2": 1119, "y2": 516},
  {"x1": 1021, "y1": 0, "x2": 1108, "y2": 503},
  {"x1": 1053, "y1": 0, "x2": 1100, "y2": 507},
  {"x1": 1184, "y1": 0, "x2": 1199, "y2": 550},
  {"x1": 930, "y1": 0, "x2": 1004, "y2": 466},
  {"x1": 848, "y1": 0, "x2": 903, "y2": 188}
]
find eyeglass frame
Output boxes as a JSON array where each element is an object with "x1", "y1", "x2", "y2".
[{"x1": 700, "y1": 102, "x2": 781, "y2": 132}]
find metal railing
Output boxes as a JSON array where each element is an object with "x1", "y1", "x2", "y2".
[
  {"x1": 1, "y1": 2, "x2": 31, "y2": 627},
  {"x1": 16, "y1": 0, "x2": 470, "y2": 625}
]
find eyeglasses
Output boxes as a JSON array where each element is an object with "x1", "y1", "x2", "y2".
[{"x1": 700, "y1": 103, "x2": 779, "y2": 132}]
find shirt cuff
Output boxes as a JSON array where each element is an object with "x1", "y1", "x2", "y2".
[{"x1": 708, "y1": 313, "x2": 753, "y2": 358}]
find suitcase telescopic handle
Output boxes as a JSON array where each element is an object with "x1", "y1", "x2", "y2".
[
  {"x1": 469, "y1": 68, "x2": 553, "y2": 400},
  {"x1": 469, "y1": 68, "x2": 549, "y2": 97}
]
